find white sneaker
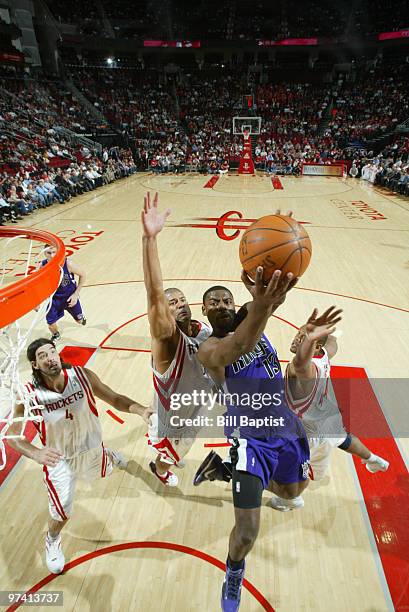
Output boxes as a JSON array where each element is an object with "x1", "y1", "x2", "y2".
[
  {"x1": 149, "y1": 461, "x2": 178, "y2": 486},
  {"x1": 174, "y1": 459, "x2": 185, "y2": 469},
  {"x1": 363, "y1": 455, "x2": 389, "y2": 474},
  {"x1": 108, "y1": 449, "x2": 128, "y2": 470},
  {"x1": 268, "y1": 495, "x2": 305, "y2": 512},
  {"x1": 45, "y1": 533, "x2": 65, "y2": 574}
]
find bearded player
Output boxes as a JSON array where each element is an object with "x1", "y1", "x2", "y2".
[{"x1": 7, "y1": 338, "x2": 152, "y2": 574}]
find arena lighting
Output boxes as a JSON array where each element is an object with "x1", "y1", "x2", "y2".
[{"x1": 106, "y1": 57, "x2": 113, "y2": 65}]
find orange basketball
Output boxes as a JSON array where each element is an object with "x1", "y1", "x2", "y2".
[{"x1": 239, "y1": 215, "x2": 312, "y2": 282}]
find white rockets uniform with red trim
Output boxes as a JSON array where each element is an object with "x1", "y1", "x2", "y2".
[
  {"x1": 27, "y1": 366, "x2": 113, "y2": 521},
  {"x1": 285, "y1": 348, "x2": 347, "y2": 480},
  {"x1": 148, "y1": 320, "x2": 213, "y2": 465}
]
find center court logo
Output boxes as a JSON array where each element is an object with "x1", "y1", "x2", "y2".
[{"x1": 172, "y1": 210, "x2": 310, "y2": 241}]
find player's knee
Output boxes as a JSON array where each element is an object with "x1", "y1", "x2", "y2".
[
  {"x1": 278, "y1": 479, "x2": 309, "y2": 499},
  {"x1": 235, "y1": 523, "x2": 259, "y2": 548}
]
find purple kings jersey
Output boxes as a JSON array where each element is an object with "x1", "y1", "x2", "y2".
[
  {"x1": 42, "y1": 259, "x2": 77, "y2": 299},
  {"x1": 222, "y1": 333, "x2": 305, "y2": 440}
]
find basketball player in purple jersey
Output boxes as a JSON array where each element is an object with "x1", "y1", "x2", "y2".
[
  {"x1": 196, "y1": 274, "x2": 310, "y2": 612},
  {"x1": 41, "y1": 245, "x2": 86, "y2": 342}
]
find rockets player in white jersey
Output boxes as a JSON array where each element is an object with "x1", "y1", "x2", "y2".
[
  {"x1": 142, "y1": 192, "x2": 213, "y2": 487},
  {"x1": 7, "y1": 338, "x2": 152, "y2": 573},
  {"x1": 270, "y1": 306, "x2": 389, "y2": 511}
]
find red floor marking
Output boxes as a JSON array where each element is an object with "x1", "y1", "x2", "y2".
[
  {"x1": 204, "y1": 176, "x2": 220, "y2": 189},
  {"x1": 331, "y1": 365, "x2": 409, "y2": 610},
  {"x1": 99, "y1": 313, "x2": 147, "y2": 348},
  {"x1": 106, "y1": 409, "x2": 125, "y2": 425},
  {"x1": 100, "y1": 346, "x2": 150, "y2": 353},
  {"x1": 1, "y1": 424, "x2": 36, "y2": 486},
  {"x1": 6, "y1": 541, "x2": 274, "y2": 612},
  {"x1": 99, "y1": 309, "x2": 298, "y2": 351},
  {"x1": 83, "y1": 279, "x2": 409, "y2": 314},
  {"x1": 204, "y1": 442, "x2": 231, "y2": 448},
  {"x1": 60, "y1": 345, "x2": 97, "y2": 366},
  {"x1": 271, "y1": 177, "x2": 283, "y2": 189}
]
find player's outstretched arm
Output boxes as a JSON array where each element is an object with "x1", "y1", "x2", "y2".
[
  {"x1": 141, "y1": 191, "x2": 176, "y2": 340},
  {"x1": 198, "y1": 267, "x2": 294, "y2": 369},
  {"x1": 84, "y1": 368, "x2": 154, "y2": 423},
  {"x1": 290, "y1": 306, "x2": 342, "y2": 378},
  {"x1": 6, "y1": 403, "x2": 63, "y2": 466}
]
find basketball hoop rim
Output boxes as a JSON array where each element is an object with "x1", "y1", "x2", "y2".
[{"x1": 0, "y1": 228, "x2": 66, "y2": 328}]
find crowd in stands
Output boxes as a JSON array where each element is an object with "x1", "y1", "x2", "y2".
[
  {"x1": 46, "y1": 0, "x2": 408, "y2": 40},
  {"x1": 0, "y1": 57, "x2": 408, "y2": 226},
  {"x1": 350, "y1": 136, "x2": 409, "y2": 196},
  {"x1": 324, "y1": 65, "x2": 409, "y2": 145},
  {"x1": 0, "y1": 74, "x2": 137, "y2": 224}
]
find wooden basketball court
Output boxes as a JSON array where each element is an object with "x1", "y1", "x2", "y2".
[{"x1": 1, "y1": 172, "x2": 408, "y2": 611}]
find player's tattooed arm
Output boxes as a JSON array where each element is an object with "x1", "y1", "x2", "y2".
[
  {"x1": 289, "y1": 307, "x2": 342, "y2": 378},
  {"x1": 84, "y1": 368, "x2": 153, "y2": 423},
  {"x1": 6, "y1": 403, "x2": 62, "y2": 466}
]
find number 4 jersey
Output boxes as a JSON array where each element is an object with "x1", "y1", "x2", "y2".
[{"x1": 25, "y1": 366, "x2": 102, "y2": 459}]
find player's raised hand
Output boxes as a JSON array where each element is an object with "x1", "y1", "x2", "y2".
[
  {"x1": 305, "y1": 306, "x2": 343, "y2": 342},
  {"x1": 241, "y1": 267, "x2": 298, "y2": 307},
  {"x1": 33, "y1": 446, "x2": 63, "y2": 467},
  {"x1": 242, "y1": 267, "x2": 296, "y2": 311},
  {"x1": 275, "y1": 208, "x2": 293, "y2": 218},
  {"x1": 141, "y1": 191, "x2": 171, "y2": 238}
]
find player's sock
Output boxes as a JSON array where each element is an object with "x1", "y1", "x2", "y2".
[
  {"x1": 227, "y1": 556, "x2": 245, "y2": 571},
  {"x1": 362, "y1": 454, "x2": 389, "y2": 473},
  {"x1": 221, "y1": 557, "x2": 246, "y2": 611},
  {"x1": 268, "y1": 494, "x2": 305, "y2": 512}
]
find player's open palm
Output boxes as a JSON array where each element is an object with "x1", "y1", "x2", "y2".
[
  {"x1": 242, "y1": 266, "x2": 296, "y2": 310},
  {"x1": 33, "y1": 446, "x2": 63, "y2": 467},
  {"x1": 141, "y1": 191, "x2": 171, "y2": 237},
  {"x1": 305, "y1": 306, "x2": 342, "y2": 342}
]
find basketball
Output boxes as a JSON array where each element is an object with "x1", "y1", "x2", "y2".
[{"x1": 239, "y1": 215, "x2": 312, "y2": 282}]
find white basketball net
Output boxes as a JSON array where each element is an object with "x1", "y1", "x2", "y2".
[{"x1": 0, "y1": 235, "x2": 62, "y2": 470}]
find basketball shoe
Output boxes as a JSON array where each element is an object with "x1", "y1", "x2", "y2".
[
  {"x1": 193, "y1": 450, "x2": 232, "y2": 486},
  {"x1": 50, "y1": 332, "x2": 61, "y2": 343},
  {"x1": 268, "y1": 495, "x2": 305, "y2": 512},
  {"x1": 362, "y1": 454, "x2": 389, "y2": 473},
  {"x1": 45, "y1": 532, "x2": 65, "y2": 574},
  {"x1": 108, "y1": 449, "x2": 128, "y2": 470},
  {"x1": 149, "y1": 461, "x2": 178, "y2": 486},
  {"x1": 221, "y1": 560, "x2": 245, "y2": 611}
]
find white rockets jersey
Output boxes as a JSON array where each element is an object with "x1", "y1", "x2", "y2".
[
  {"x1": 26, "y1": 366, "x2": 102, "y2": 459},
  {"x1": 152, "y1": 320, "x2": 213, "y2": 431},
  {"x1": 284, "y1": 348, "x2": 345, "y2": 438}
]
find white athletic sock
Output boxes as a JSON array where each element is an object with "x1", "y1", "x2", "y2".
[{"x1": 47, "y1": 532, "x2": 59, "y2": 543}]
